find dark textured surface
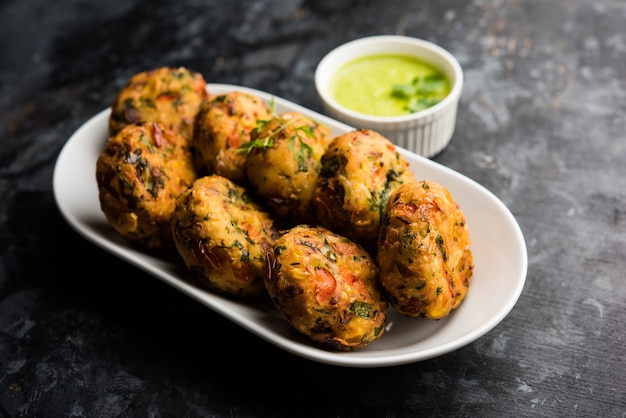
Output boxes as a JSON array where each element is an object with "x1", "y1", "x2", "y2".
[{"x1": 1, "y1": 0, "x2": 625, "y2": 416}]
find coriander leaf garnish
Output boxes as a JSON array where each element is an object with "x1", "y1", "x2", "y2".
[
  {"x1": 235, "y1": 111, "x2": 317, "y2": 160},
  {"x1": 391, "y1": 73, "x2": 448, "y2": 113},
  {"x1": 267, "y1": 96, "x2": 277, "y2": 116},
  {"x1": 233, "y1": 96, "x2": 277, "y2": 156},
  {"x1": 288, "y1": 126, "x2": 315, "y2": 172},
  {"x1": 236, "y1": 136, "x2": 275, "y2": 155}
]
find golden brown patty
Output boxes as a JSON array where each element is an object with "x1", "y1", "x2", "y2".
[
  {"x1": 377, "y1": 180, "x2": 473, "y2": 319},
  {"x1": 244, "y1": 112, "x2": 333, "y2": 225},
  {"x1": 96, "y1": 122, "x2": 197, "y2": 249},
  {"x1": 192, "y1": 91, "x2": 272, "y2": 183},
  {"x1": 313, "y1": 129, "x2": 415, "y2": 251},
  {"x1": 109, "y1": 66, "x2": 208, "y2": 141},
  {"x1": 171, "y1": 175, "x2": 278, "y2": 297},
  {"x1": 266, "y1": 225, "x2": 387, "y2": 351}
]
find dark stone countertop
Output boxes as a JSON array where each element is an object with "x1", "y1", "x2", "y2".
[{"x1": 1, "y1": 0, "x2": 625, "y2": 416}]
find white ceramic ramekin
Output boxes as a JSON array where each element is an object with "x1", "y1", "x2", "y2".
[{"x1": 315, "y1": 35, "x2": 463, "y2": 158}]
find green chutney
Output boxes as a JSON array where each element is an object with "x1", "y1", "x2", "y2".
[{"x1": 329, "y1": 54, "x2": 451, "y2": 117}]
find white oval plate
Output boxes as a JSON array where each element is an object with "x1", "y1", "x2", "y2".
[{"x1": 53, "y1": 83, "x2": 527, "y2": 368}]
